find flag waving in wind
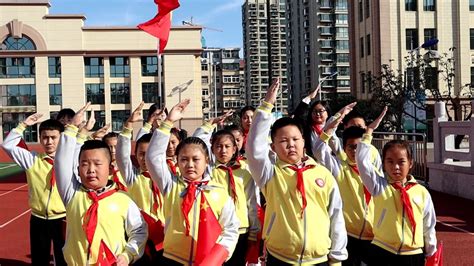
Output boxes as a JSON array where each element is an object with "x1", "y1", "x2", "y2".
[{"x1": 137, "y1": 0, "x2": 180, "y2": 53}]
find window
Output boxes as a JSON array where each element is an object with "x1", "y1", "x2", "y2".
[
  {"x1": 336, "y1": 40, "x2": 349, "y2": 50},
  {"x1": 112, "y1": 110, "x2": 131, "y2": 132},
  {"x1": 141, "y1": 56, "x2": 158, "y2": 76},
  {"x1": 221, "y1": 63, "x2": 240, "y2": 71},
  {"x1": 2, "y1": 112, "x2": 37, "y2": 142},
  {"x1": 48, "y1": 57, "x2": 61, "y2": 78},
  {"x1": 358, "y1": 1, "x2": 363, "y2": 22},
  {"x1": 86, "y1": 84, "x2": 105, "y2": 104},
  {"x1": 423, "y1": 0, "x2": 435, "y2": 11},
  {"x1": 471, "y1": 0, "x2": 474, "y2": 11},
  {"x1": 110, "y1": 57, "x2": 130, "y2": 77},
  {"x1": 365, "y1": 0, "x2": 370, "y2": 18},
  {"x1": 335, "y1": 0, "x2": 348, "y2": 10},
  {"x1": 84, "y1": 57, "x2": 104, "y2": 78},
  {"x1": 0, "y1": 84, "x2": 36, "y2": 106},
  {"x1": 0, "y1": 57, "x2": 35, "y2": 78},
  {"x1": 49, "y1": 84, "x2": 62, "y2": 105},
  {"x1": 201, "y1": 64, "x2": 208, "y2": 71},
  {"x1": 337, "y1": 53, "x2": 349, "y2": 63},
  {"x1": 367, "y1": 72, "x2": 373, "y2": 92},
  {"x1": 471, "y1": 67, "x2": 474, "y2": 87},
  {"x1": 90, "y1": 111, "x2": 106, "y2": 131},
  {"x1": 142, "y1": 82, "x2": 159, "y2": 103},
  {"x1": 110, "y1": 83, "x2": 130, "y2": 104},
  {"x1": 223, "y1": 75, "x2": 240, "y2": 83},
  {"x1": 366, "y1": 34, "x2": 371, "y2": 55},
  {"x1": 202, "y1": 76, "x2": 209, "y2": 84},
  {"x1": 338, "y1": 67, "x2": 350, "y2": 76},
  {"x1": 406, "y1": 29, "x2": 419, "y2": 50},
  {"x1": 360, "y1": 37, "x2": 364, "y2": 57},
  {"x1": 424, "y1": 67, "x2": 438, "y2": 91},
  {"x1": 424, "y1": 29, "x2": 437, "y2": 50},
  {"x1": 336, "y1": 28, "x2": 348, "y2": 38},
  {"x1": 337, "y1": 80, "x2": 350, "y2": 87},
  {"x1": 471, "y1": 29, "x2": 474, "y2": 50},
  {"x1": 406, "y1": 0, "x2": 417, "y2": 11},
  {"x1": 360, "y1": 73, "x2": 366, "y2": 93},
  {"x1": 335, "y1": 14, "x2": 348, "y2": 24},
  {"x1": 1, "y1": 36, "x2": 36, "y2": 50}
]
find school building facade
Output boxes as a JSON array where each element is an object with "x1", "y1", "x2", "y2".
[{"x1": 0, "y1": 0, "x2": 204, "y2": 142}]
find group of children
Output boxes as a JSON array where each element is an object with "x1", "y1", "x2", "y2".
[{"x1": 1, "y1": 78, "x2": 439, "y2": 266}]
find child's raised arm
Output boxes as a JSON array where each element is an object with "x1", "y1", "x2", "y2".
[
  {"x1": 1, "y1": 113, "x2": 43, "y2": 169},
  {"x1": 356, "y1": 107, "x2": 388, "y2": 196},
  {"x1": 246, "y1": 78, "x2": 280, "y2": 188},
  {"x1": 55, "y1": 102, "x2": 91, "y2": 205},
  {"x1": 117, "y1": 102, "x2": 144, "y2": 186},
  {"x1": 146, "y1": 99, "x2": 190, "y2": 194}
]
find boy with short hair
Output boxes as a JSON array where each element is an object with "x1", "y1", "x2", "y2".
[
  {"x1": 2, "y1": 115, "x2": 67, "y2": 265},
  {"x1": 54, "y1": 102, "x2": 147, "y2": 265},
  {"x1": 103, "y1": 131, "x2": 127, "y2": 191},
  {"x1": 246, "y1": 79, "x2": 347, "y2": 265}
]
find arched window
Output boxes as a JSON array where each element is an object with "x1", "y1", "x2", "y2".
[{"x1": 1, "y1": 35, "x2": 36, "y2": 50}]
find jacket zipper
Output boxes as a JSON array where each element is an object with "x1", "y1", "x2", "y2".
[
  {"x1": 397, "y1": 205, "x2": 405, "y2": 254},
  {"x1": 299, "y1": 210, "x2": 307, "y2": 265}
]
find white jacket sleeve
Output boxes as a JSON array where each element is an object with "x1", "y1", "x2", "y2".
[
  {"x1": 312, "y1": 131, "x2": 342, "y2": 178},
  {"x1": 217, "y1": 196, "x2": 240, "y2": 259},
  {"x1": 122, "y1": 200, "x2": 148, "y2": 263},
  {"x1": 327, "y1": 180, "x2": 348, "y2": 262},
  {"x1": 1, "y1": 124, "x2": 35, "y2": 170},
  {"x1": 356, "y1": 134, "x2": 388, "y2": 196},
  {"x1": 55, "y1": 125, "x2": 82, "y2": 205},
  {"x1": 136, "y1": 122, "x2": 152, "y2": 141},
  {"x1": 244, "y1": 176, "x2": 260, "y2": 241},
  {"x1": 192, "y1": 121, "x2": 216, "y2": 167},
  {"x1": 245, "y1": 102, "x2": 275, "y2": 189},
  {"x1": 117, "y1": 128, "x2": 139, "y2": 186},
  {"x1": 423, "y1": 192, "x2": 437, "y2": 257},
  {"x1": 145, "y1": 122, "x2": 174, "y2": 195}
]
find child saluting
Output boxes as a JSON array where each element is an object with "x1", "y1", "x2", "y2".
[
  {"x1": 356, "y1": 107, "x2": 437, "y2": 266},
  {"x1": 55, "y1": 102, "x2": 148, "y2": 265},
  {"x1": 145, "y1": 99, "x2": 239, "y2": 265},
  {"x1": 246, "y1": 78, "x2": 348, "y2": 265}
]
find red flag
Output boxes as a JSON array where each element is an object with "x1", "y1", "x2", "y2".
[
  {"x1": 426, "y1": 242, "x2": 443, "y2": 266},
  {"x1": 194, "y1": 194, "x2": 222, "y2": 265},
  {"x1": 96, "y1": 239, "x2": 116, "y2": 266},
  {"x1": 137, "y1": 0, "x2": 180, "y2": 53},
  {"x1": 140, "y1": 210, "x2": 165, "y2": 251},
  {"x1": 246, "y1": 204, "x2": 265, "y2": 263}
]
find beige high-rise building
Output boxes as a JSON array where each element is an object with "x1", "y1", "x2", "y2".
[
  {"x1": 0, "y1": 0, "x2": 203, "y2": 142},
  {"x1": 286, "y1": 0, "x2": 350, "y2": 111},
  {"x1": 242, "y1": 0, "x2": 288, "y2": 114},
  {"x1": 349, "y1": 0, "x2": 474, "y2": 101},
  {"x1": 201, "y1": 47, "x2": 243, "y2": 120}
]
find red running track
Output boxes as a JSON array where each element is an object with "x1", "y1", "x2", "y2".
[{"x1": 0, "y1": 171, "x2": 473, "y2": 265}]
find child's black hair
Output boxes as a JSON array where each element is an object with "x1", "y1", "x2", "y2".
[
  {"x1": 175, "y1": 137, "x2": 209, "y2": 160},
  {"x1": 135, "y1": 133, "x2": 153, "y2": 154},
  {"x1": 177, "y1": 128, "x2": 188, "y2": 141},
  {"x1": 39, "y1": 119, "x2": 65, "y2": 134},
  {"x1": 170, "y1": 128, "x2": 183, "y2": 141},
  {"x1": 224, "y1": 124, "x2": 243, "y2": 135},
  {"x1": 270, "y1": 117, "x2": 304, "y2": 141},
  {"x1": 56, "y1": 108, "x2": 75, "y2": 121},
  {"x1": 342, "y1": 111, "x2": 366, "y2": 126},
  {"x1": 102, "y1": 132, "x2": 119, "y2": 143},
  {"x1": 382, "y1": 140, "x2": 413, "y2": 161},
  {"x1": 342, "y1": 126, "x2": 366, "y2": 147},
  {"x1": 240, "y1": 106, "x2": 256, "y2": 118},
  {"x1": 147, "y1": 104, "x2": 168, "y2": 122},
  {"x1": 79, "y1": 140, "x2": 112, "y2": 163}
]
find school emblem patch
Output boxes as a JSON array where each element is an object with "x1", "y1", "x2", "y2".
[{"x1": 315, "y1": 178, "x2": 325, "y2": 187}]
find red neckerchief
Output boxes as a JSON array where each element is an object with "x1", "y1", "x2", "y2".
[
  {"x1": 218, "y1": 163, "x2": 241, "y2": 203},
  {"x1": 83, "y1": 188, "x2": 118, "y2": 257},
  {"x1": 312, "y1": 124, "x2": 323, "y2": 136},
  {"x1": 287, "y1": 163, "x2": 315, "y2": 217},
  {"x1": 43, "y1": 157, "x2": 56, "y2": 189},
  {"x1": 166, "y1": 159, "x2": 177, "y2": 176},
  {"x1": 142, "y1": 171, "x2": 163, "y2": 216},
  {"x1": 236, "y1": 154, "x2": 246, "y2": 163},
  {"x1": 391, "y1": 181, "x2": 418, "y2": 245},
  {"x1": 181, "y1": 180, "x2": 208, "y2": 236},
  {"x1": 111, "y1": 167, "x2": 128, "y2": 192},
  {"x1": 348, "y1": 164, "x2": 372, "y2": 206}
]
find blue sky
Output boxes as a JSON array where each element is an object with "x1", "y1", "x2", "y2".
[{"x1": 49, "y1": 0, "x2": 244, "y2": 49}]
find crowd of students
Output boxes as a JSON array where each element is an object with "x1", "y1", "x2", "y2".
[{"x1": 1, "y1": 78, "x2": 439, "y2": 266}]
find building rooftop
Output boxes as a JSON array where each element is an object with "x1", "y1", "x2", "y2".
[{"x1": 0, "y1": 0, "x2": 49, "y2": 6}]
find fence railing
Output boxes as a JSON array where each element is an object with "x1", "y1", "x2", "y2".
[
  {"x1": 372, "y1": 132, "x2": 428, "y2": 182},
  {"x1": 432, "y1": 101, "x2": 473, "y2": 167}
]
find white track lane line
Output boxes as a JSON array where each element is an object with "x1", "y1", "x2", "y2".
[
  {"x1": 0, "y1": 164, "x2": 16, "y2": 170},
  {"x1": 0, "y1": 209, "x2": 30, "y2": 228},
  {"x1": 0, "y1": 183, "x2": 28, "y2": 197},
  {"x1": 437, "y1": 219, "x2": 474, "y2": 236}
]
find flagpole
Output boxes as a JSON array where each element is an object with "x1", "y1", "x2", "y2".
[{"x1": 157, "y1": 40, "x2": 163, "y2": 109}]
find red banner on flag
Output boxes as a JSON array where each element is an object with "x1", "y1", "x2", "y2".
[
  {"x1": 97, "y1": 239, "x2": 116, "y2": 266},
  {"x1": 194, "y1": 195, "x2": 223, "y2": 265},
  {"x1": 426, "y1": 241, "x2": 443, "y2": 266},
  {"x1": 140, "y1": 210, "x2": 165, "y2": 251}
]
